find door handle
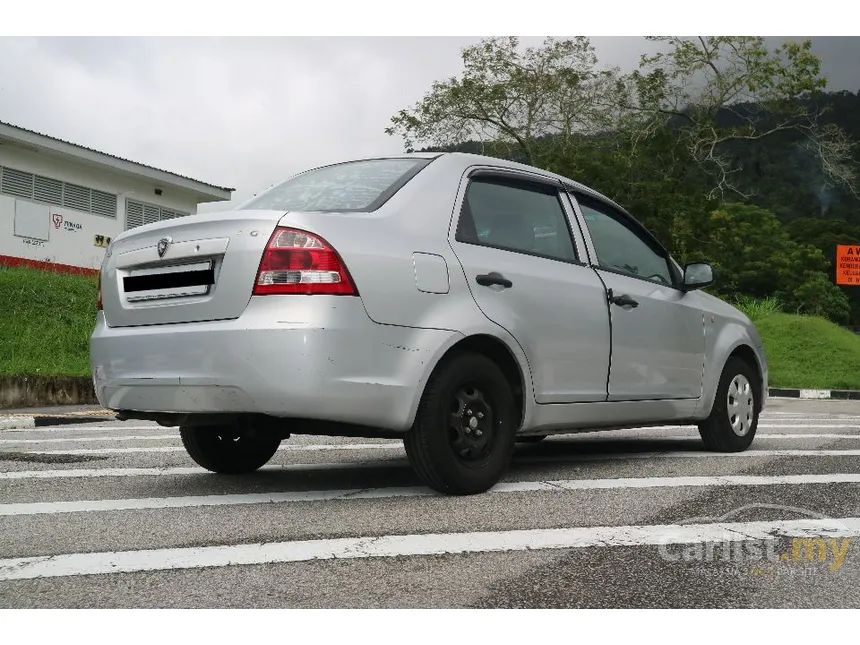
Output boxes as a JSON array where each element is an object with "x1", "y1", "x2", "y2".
[
  {"x1": 476, "y1": 272, "x2": 513, "y2": 289},
  {"x1": 609, "y1": 292, "x2": 639, "y2": 308}
]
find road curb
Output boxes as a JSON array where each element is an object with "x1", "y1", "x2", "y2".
[
  {"x1": 0, "y1": 410, "x2": 116, "y2": 430},
  {"x1": 768, "y1": 388, "x2": 860, "y2": 400},
  {"x1": 0, "y1": 375, "x2": 97, "y2": 409}
]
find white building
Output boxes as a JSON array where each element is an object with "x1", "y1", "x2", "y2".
[{"x1": 0, "y1": 121, "x2": 233, "y2": 274}]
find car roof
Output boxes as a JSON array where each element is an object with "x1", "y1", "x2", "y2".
[{"x1": 364, "y1": 151, "x2": 633, "y2": 218}]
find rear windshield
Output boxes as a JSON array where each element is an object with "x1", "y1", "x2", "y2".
[{"x1": 241, "y1": 158, "x2": 432, "y2": 212}]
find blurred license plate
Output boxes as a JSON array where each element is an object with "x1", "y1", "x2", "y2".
[{"x1": 124, "y1": 261, "x2": 214, "y2": 302}]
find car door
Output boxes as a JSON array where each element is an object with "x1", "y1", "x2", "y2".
[
  {"x1": 450, "y1": 169, "x2": 611, "y2": 404},
  {"x1": 569, "y1": 192, "x2": 706, "y2": 401}
]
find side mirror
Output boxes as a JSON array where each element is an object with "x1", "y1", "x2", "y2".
[{"x1": 683, "y1": 262, "x2": 715, "y2": 291}]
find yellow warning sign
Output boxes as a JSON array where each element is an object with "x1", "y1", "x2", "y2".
[{"x1": 836, "y1": 245, "x2": 860, "y2": 286}]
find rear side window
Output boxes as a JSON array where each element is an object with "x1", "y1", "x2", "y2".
[
  {"x1": 242, "y1": 158, "x2": 431, "y2": 212},
  {"x1": 456, "y1": 176, "x2": 578, "y2": 262}
]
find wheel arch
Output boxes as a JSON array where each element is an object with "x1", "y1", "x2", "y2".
[
  {"x1": 697, "y1": 338, "x2": 767, "y2": 419},
  {"x1": 728, "y1": 344, "x2": 764, "y2": 404},
  {"x1": 407, "y1": 332, "x2": 533, "y2": 431}
]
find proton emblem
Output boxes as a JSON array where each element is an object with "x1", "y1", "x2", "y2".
[{"x1": 157, "y1": 236, "x2": 172, "y2": 259}]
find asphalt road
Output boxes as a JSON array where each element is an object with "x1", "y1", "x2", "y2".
[{"x1": 2, "y1": 397, "x2": 860, "y2": 608}]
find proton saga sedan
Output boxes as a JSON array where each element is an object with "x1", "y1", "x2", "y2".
[{"x1": 91, "y1": 152, "x2": 768, "y2": 495}]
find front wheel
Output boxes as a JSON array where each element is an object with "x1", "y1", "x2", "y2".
[
  {"x1": 404, "y1": 352, "x2": 517, "y2": 495},
  {"x1": 698, "y1": 357, "x2": 759, "y2": 452},
  {"x1": 180, "y1": 424, "x2": 282, "y2": 474}
]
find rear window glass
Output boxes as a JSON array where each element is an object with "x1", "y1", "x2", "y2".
[{"x1": 241, "y1": 158, "x2": 431, "y2": 212}]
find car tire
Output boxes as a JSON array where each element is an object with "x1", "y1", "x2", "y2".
[
  {"x1": 698, "y1": 357, "x2": 759, "y2": 452},
  {"x1": 516, "y1": 435, "x2": 547, "y2": 443},
  {"x1": 180, "y1": 424, "x2": 282, "y2": 474},
  {"x1": 404, "y1": 352, "x2": 518, "y2": 495}
]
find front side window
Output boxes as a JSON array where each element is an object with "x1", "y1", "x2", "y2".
[
  {"x1": 576, "y1": 195, "x2": 674, "y2": 286},
  {"x1": 242, "y1": 158, "x2": 431, "y2": 212},
  {"x1": 456, "y1": 176, "x2": 578, "y2": 262}
]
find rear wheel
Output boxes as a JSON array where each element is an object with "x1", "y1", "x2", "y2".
[
  {"x1": 698, "y1": 357, "x2": 759, "y2": 452},
  {"x1": 404, "y1": 352, "x2": 517, "y2": 495},
  {"x1": 180, "y1": 424, "x2": 282, "y2": 474}
]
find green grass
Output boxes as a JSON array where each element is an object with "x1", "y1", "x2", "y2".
[
  {"x1": 0, "y1": 266, "x2": 98, "y2": 377},
  {"x1": 734, "y1": 295, "x2": 783, "y2": 321},
  {"x1": 1, "y1": 267, "x2": 859, "y2": 390},
  {"x1": 754, "y1": 313, "x2": 860, "y2": 391}
]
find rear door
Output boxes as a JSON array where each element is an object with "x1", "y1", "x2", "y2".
[
  {"x1": 450, "y1": 169, "x2": 611, "y2": 404},
  {"x1": 570, "y1": 192, "x2": 705, "y2": 401}
]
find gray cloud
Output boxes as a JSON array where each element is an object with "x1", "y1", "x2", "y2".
[{"x1": 0, "y1": 37, "x2": 855, "y2": 211}]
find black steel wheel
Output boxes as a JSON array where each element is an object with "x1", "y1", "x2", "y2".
[{"x1": 404, "y1": 352, "x2": 517, "y2": 495}]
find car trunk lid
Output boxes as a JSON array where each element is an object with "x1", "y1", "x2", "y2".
[{"x1": 101, "y1": 210, "x2": 285, "y2": 327}]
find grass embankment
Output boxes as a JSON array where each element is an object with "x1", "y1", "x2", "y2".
[
  {"x1": 1, "y1": 266, "x2": 859, "y2": 389},
  {"x1": 736, "y1": 297, "x2": 860, "y2": 391},
  {"x1": 0, "y1": 266, "x2": 97, "y2": 377}
]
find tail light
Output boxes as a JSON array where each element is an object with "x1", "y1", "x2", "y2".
[
  {"x1": 97, "y1": 272, "x2": 103, "y2": 310},
  {"x1": 253, "y1": 227, "x2": 357, "y2": 296}
]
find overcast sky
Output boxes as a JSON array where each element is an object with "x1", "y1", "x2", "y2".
[{"x1": 0, "y1": 37, "x2": 857, "y2": 211}]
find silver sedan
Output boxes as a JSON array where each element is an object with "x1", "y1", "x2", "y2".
[{"x1": 91, "y1": 152, "x2": 768, "y2": 495}]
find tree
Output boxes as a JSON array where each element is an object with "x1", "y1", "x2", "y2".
[
  {"x1": 788, "y1": 274, "x2": 851, "y2": 323},
  {"x1": 385, "y1": 37, "x2": 617, "y2": 167},
  {"x1": 691, "y1": 203, "x2": 850, "y2": 323},
  {"x1": 620, "y1": 37, "x2": 858, "y2": 198}
]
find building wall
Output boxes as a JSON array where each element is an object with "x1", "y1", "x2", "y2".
[{"x1": 0, "y1": 143, "x2": 201, "y2": 273}]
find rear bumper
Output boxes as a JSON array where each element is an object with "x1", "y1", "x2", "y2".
[{"x1": 90, "y1": 297, "x2": 461, "y2": 432}]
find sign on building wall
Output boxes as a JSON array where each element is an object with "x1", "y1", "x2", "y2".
[
  {"x1": 836, "y1": 245, "x2": 860, "y2": 286},
  {"x1": 13, "y1": 201, "x2": 50, "y2": 241}
]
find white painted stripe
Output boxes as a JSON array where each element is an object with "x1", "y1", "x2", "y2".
[
  {"x1": 759, "y1": 424, "x2": 860, "y2": 428},
  {"x1": 4, "y1": 472, "x2": 860, "y2": 517},
  {"x1": 0, "y1": 417, "x2": 34, "y2": 430},
  {"x1": 5, "y1": 447, "x2": 860, "y2": 482},
  {"x1": 24, "y1": 445, "x2": 860, "y2": 459},
  {"x1": 1, "y1": 425, "x2": 160, "y2": 433},
  {"x1": 5, "y1": 444, "x2": 860, "y2": 480},
  {"x1": 764, "y1": 414, "x2": 860, "y2": 418},
  {"x1": 0, "y1": 435, "x2": 176, "y2": 445},
  {"x1": 519, "y1": 449, "x2": 860, "y2": 461},
  {"x1": 4, "y1": 517, "x2": 860, "y2": 581},
  {"x1": 8, "y1": 428, "x2": 860, "y2": 452},
  {"x1": 658, "y1": 434, "x2": 860, "y2": 440},
  {"x1": 0, "y1": 461, "x2": 403, "y2": 480},
  {"x1": 27, "y1": 443, "x2": 400, "y2": 456}
]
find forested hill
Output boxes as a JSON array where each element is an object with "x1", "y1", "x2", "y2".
[
  {"x1": 420, "y1": 90, "x2": 860, "y2": 324},
  {"x1": 423, "y1": 91, "x2": 860, "y2": 226}
]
